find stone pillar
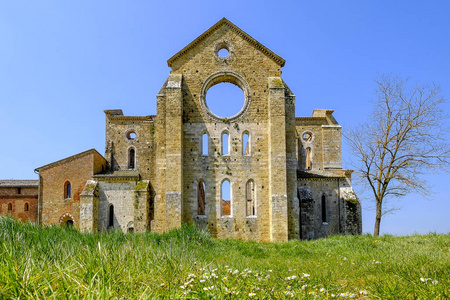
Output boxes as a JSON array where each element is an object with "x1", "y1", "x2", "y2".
[
  {"x1": 79, "y1": 180, "x2": 99, "y2": 233},
  {"x1": 153, "y1": 90, "x2": 167, "y2": 232},
  {"x1": 165, "y1": 74, "x2": 184, "y2": 230},
  {"x1": 134, "y1": 180, "x2": 150, "y2": 232},
  {"x1": 267, "y1": 77, "x2": 288, "y2": 241}
]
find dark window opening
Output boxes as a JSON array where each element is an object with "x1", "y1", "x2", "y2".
[
  {"x1": 321, "y1": 194, "x2": 327, "y2": 223},
  {"x1": 17, "y1": 188, "x2": 21, "y2": 194},
  {"x1": 7, "y1": 203, "x2": 12, "y2": 212},
  {"x1": 198, "y1": 180, "x2": 206, "y2": 215},
  {"x1": 24, "y1": 203, "x2": 29, "y2": 212},
  {"x1": 64, "y1": 181, "x2": 71, "y2": 198},
  {"x1": 129, "y1": 148, "x2": 135, "y2": 169},
  {"x1": 108, "y1": 205, "x2": 114, "y2": 228}
]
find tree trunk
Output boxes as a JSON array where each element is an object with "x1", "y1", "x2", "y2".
[{"x1": 374, "y1": 200, "x2": 382, "y2": 236}]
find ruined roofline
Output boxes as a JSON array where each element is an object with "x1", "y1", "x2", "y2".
[
  {"x1": 34, "y1": 149, "x2": 105, "y2": 173},
  {"x1": 0, "y1": 180, "x2": 39, "y2": 187},
  {"x1": 110, "y1": 115, "x2": 155, "y2": 122},
  {"x1": 167, "y1": 17, "x2": 286, "y2": 68},
  {"x1": 104, "y1": 109, "x2": 155, "y2": 121}
]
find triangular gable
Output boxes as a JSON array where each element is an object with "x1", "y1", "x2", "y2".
[
  {"x1": 167, "y1": 17, "x2": 285, "y2": 68},
  {"x1": 34, "y1": 149, "x2": 105, "y2": 172}
]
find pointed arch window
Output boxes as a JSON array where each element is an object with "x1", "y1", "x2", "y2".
[
  {"x1": 242, "y1": 132, "x2": 250, "y2": 155},
  {"x1": 128, "y1": 148, "x2": 136, "y2": 169},
  {"x1": 108, "y1": 205, "x2": 114, "y2": 228},
  {"x1": 321, "y1": 194, "x2": 327, "y2": 223},
  {"x1": 222, "y1": 132, "x2": 229, "y2": 155},
  {"x1": 24, "y1": 202, "x2": 29, "y2": 212},
  {"x1": 202, "y1": 133, "x2": 209, "y2": 156},
  {"x1": 64, "y1": 181, "x2": 71, "y2": 199},
  {"x1": 7, "y1": 203, "x2": 12, "y2": 213},
  {"x1": 246, "y1": 180, "x2": 255, "y2": 216},
  {"x1": 221, "y1": 179, "x2": 231, "y2": 216},
  {"x1": 198, "y1": 180, "x2": 206, "y2": 215}
]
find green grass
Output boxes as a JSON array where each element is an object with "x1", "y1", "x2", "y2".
[{"x1": 0, "y1": 217, "x2": 448, "y2": 299}]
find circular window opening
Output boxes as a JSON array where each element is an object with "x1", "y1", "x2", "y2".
[
  {"x1": 127, "y1": 131, "x2": 136, "y2": 140},
  {"x1": 206, "y1": 82, "x2": 245, "y2": 118},
  {"x1": 218, "y1": 47, "x2": 229, "y2": 58},
  {"x1": 302, "y1": 132, "x2": 313, "y2": 142}
]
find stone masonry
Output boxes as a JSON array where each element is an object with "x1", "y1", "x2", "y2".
[{"x1": 33, "y1": 18, "x2": 361, "y2": 241}]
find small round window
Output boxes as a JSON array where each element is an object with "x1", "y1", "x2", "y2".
[
  {"x1": 218, "y1": 47, "x2": 229, "y2": 58},
  {"x1": 127, "y1": 131, "x2": 137, "y2": 141},
  {"x1": 214, "y1": 41, "x2": 233, "y2": 62},
  {"x1": 302, "y1": 132, "x2": 313, "y2": 142}
]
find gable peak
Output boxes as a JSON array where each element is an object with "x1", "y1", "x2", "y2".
[{"x1": 167, "y1": 18, "x2": 285, "y2": 68}]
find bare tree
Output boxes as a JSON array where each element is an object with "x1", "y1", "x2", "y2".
[{"x1": 346, "y1": 75, "x2": 450, "y2": 236}]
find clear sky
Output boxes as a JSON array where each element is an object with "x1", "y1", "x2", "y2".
[{"x1": 1, "y1": 1, "x2": 449, "y2": 236}]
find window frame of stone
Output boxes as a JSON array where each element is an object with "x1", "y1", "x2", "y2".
[
  {"x1": 128, "y1": 147, "x2": 136, "y2": 169},
  {"x1": 197, "y1": 179, "x2": 206, "y2": 216},
  {"x1": 126, "y1": 129, "x2": 137, "y2": 141},
  {"x1": 305, "y1": 147, "x2": 312, "y2": 170},
  {"x1": 221, "y1": 179, "x2": 231, "y2": 217},
  {"x1": 64, "y1": 181, "x2": 72, "y2": 199},
  {"x1": 201, "y1": 132, "x2": 209, "y2": 156},
  {"x1": 246, "y1": 179, "x2": 256, "y2": 217},
  {"x1": 321, "y1": 194, "x2": 328, "y2": 224},
  {"x1": 242, "y1": 131, "x2": 250, "y2": 156},
  {"x1": 222, "y1": 131, "x2": 230, "y2": 156},
  {"x1": 108, "y1": 204, "x2": 114, "y2": 228}
]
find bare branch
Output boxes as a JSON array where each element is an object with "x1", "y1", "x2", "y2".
[{"x1": 344, "y1": 74, "x2": 449, "y2": 236}]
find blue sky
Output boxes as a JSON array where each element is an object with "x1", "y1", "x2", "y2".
[{"x1": 1, "y1": 1, "x2": 449, "y2": 235}]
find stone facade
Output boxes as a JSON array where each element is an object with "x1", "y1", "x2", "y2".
[
  {"x1": 0, "y1": 180, "x2": 38, "y2": 222},
  {"x1": 33, "y1": 18, "x2": 361, "y2": 241}
]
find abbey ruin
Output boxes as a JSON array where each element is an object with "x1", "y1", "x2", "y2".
[{"x1": 3, "y1": 18, "x2": 361, "y2": 242}]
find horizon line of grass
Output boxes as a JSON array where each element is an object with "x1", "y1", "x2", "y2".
[{"x1": 0, "y1": 216, "x2": 448, "y2": 299}]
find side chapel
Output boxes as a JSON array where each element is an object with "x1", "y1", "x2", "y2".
[{"x1": 34, "y1": 18, "x2": 361, "y2": 241}]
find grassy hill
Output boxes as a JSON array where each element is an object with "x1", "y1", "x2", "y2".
[{"x1": 0, "y1": 217, "x2": 448, "y2": 299}]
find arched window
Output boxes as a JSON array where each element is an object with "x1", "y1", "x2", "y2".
[
  {"x1": 24, "y1": 203, "x2": 29, "y2": 212},
  {"x1": 7, "y1": 203, "x2": 12, "y2": 212},
  {"x1": 222, "y1": 132, "x2": 229, "y2": 155},
  {"x1": 202, "y1": 133, "x2": 209, "y2": 156},
  {"x1": 321, "y1": 194, "x2": 327, "y2": 223},
  {"x1": 128, "y1": 148, "x2": 135, "y2": 169},
  {"x1": 64, "y1": 181, "x2": 71, "y2": 198},
  {"x1": 221, "y1": 179, "x2": 231, "y2": 216},
  {"x1": 242, "y1": 132, "x2": 250, "y2": 155},
  {"x1": 198, "y1": 180, "x2": 206, "y2": 215},
  {"x1": 246, "y1": 180, "x2": 255, "y2": 216},
  {"x1": 108, "y1": 205, "x2": 114, "y2": 228},
  {"x1": 306, "y1": 147, "x2": 312, "y2": 170}
]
